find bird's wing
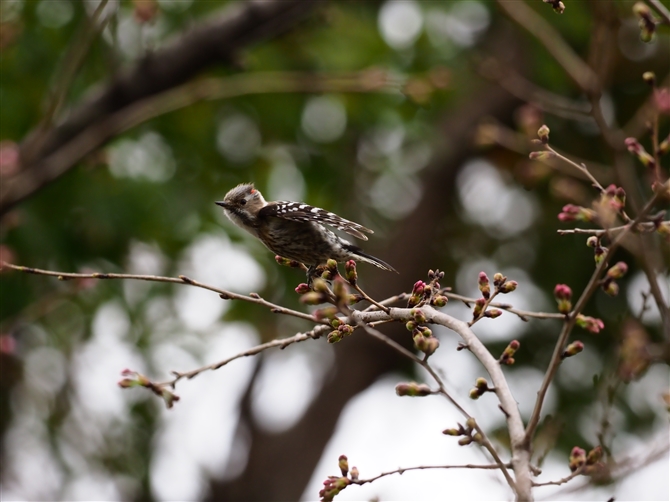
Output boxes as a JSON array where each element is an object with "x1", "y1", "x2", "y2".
[{"x1": 259, "y1": 202, "x2": 373, "y2": 241}]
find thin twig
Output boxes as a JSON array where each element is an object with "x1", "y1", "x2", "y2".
[
  {"x1": 532, "y1": 466, "x2": 585, "y2": 488},
  {"x1": 646, "y1": 0, "x2": 670, "y2": 24},
  {"x1": 352, "y1": 463, "x2": 508, "y2": 485},
  {"x1": 0, "y1": 262, "x2": 324, "y2": 324},
  {"x1": 353, "y1": 283, "x2": 391, "y2": 313},
  {"x1": 556, "y1": 222, "x2": 658, "y2": 236},
  {"x1": 445, "y1": 292, "x2": 564, "y2": 321},
  {"x1": 157, "y1": 325, "x2": 330, "y2": 387},
  {"x1": 496, "y1": 0, "x2": 599, "y2": 94},
  {"x1": 525, "y1": 181, "x2": 670, "y2": 444},
  {"x1": 348, "y1": 312, "x2": 518, "y2": 494}
]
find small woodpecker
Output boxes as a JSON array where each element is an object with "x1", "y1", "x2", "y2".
[{"x1": 216, "y1": 183, "x2": 397, "y2": 279}]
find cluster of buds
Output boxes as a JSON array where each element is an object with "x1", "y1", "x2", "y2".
[
  {"x1": 319, "y1": 455, "x2": 358, "y2": 501},
  {"x1": 321, "y1": 259, "x2": 340, "y2": 281},
  {"x1": 395, "y1": 381, "x2": 434, "y2": 397},
  {"x1": 499, "y1": 340, "x2": 520, "y2": 365},
  {"x1": 557, "y1": 204, "x2": 596, "y2": 223},
  {"x1": 602, "y1": 184, "x2": 627, "y2": 212},
  {"x1": 542, "y1": 0, "x2": 565, "y2": 14},
  {"x1": 407, "y1": 269, "x2": 448, "y2": 308},
  {"x1": 561, "y1": 341, "x2": 584, "y2": 359},
  {"x1": 554, "y1": 284, "x2": 572, "y2": 314},
  {"x1": 625, "y1": 137, "x2": 656, "y2": 170},
  {"x1": 118, "y1": 369, "x2": 180, "y2": 409},
  {"x1": 569, "y1": 445, "x2": 604, "y2": 474},
  {"x1": 633, "y1": 2, "x2": 658, "y2": 42},
  {"x1": 442, "y1": 418, "x2": 481, "y2": 446},
  {"x1": 407, "y1": 308, "x2": 439, "y2": 357},
  {"x1": 493, "y1": 272, "x2": 518, "y2": 294},
  {"x1": 586, "y1": 236, "x2": 608, "y2": 265},
  {"x1": 300, "y1": 279, "x2": 332, "y2": 305},
  {"x1": 469, "y1": 377, "x2": 493, "y2": 400},
  {"x1": 576, "y1": 314, "x2": 605, "y2": 334},
  {"x1": 344, "y1": 260, "x2": 357, "y2": 285},
  {"x1": 327, "y1": 323, "x2": 354, "y2": 344},
  {"x1": 470, "y1": 272, "x2": 516, "y2": 323},
  {"x1": 601, "y1": 261, "x2": 628, "y2": 297}
]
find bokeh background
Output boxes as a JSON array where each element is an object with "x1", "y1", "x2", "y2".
[{"x1": 0, "y1": 0, "x2": 668, "y2": 500}]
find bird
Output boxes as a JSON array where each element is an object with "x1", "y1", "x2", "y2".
[{"x1": 215, "y1": 183, "x2": 397, "y2": 280}]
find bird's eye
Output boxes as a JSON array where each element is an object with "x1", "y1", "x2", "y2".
[{"x1": 240, "y1": 199, "x2": 247, "y2": 205}]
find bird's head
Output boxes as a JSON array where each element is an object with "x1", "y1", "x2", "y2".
[{"x1": 216, "y1": 183, "x2": 266, "y2": 227}]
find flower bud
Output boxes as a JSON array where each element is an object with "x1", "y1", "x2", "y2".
[
  {"x1": 442, "y1": 428, "x2": 461, "y2": 436},
  {"x1": 475, "y1": 377, "x2": 488, "y2": 390},
  {"x1": 569, "y1": 446, "x2": 587, "y2": 471},
  {"x1": 312, "y1": 278, "x2": 330, "y2": 294},
  {"x1": 642, "y1": 72, "x2": 656, "y2": 86},
  {"x1": 411, "y1": 308, "x2": 427, "y2": 324},
  {"x1": 499, "y1": 281, "x2": 518, "y2": 294},
  {"x1": 606, "y1": 261, "x2": 628, "y2": 280},
  {"x1": 493, "y1": 272, "x2": 505, "y2": 287},
  {"x1": 558, "y1": 204, "x2": 596, "y2": 222},
  {"x1": 485, "y1": 309, "x2": 502, "y2": 319},
  {"x1": 331, "y1": 318, "x2": 343, "y2": 328},
  {"x1": 472, "y1": 297, "x2": 486, "y2": 318},
  {"x1": 576, "y1": 314, "x2": 605, "y2": 334},
  {"x1": 537, "y1": 124, "x2": 550, "y2": 143},
  {"x1": 338, "y1": 455, "x2": 349, "y2": 477},
  {"x1": 347, "y1": 294, "x2": 363, "y2": 305},
  {"x1": 500, "y1": 340, "x2": 520, "y2": 365},
  {"x1": 275, "y1": 255, "x2": 303, "y2": 268},
  {"x1": 458, "y1": 436, "x2": 473, "y2": 446},
  {"x1": 586, "y1": 236, "x2": 598, "y2": 248},
  {"x1": 406, "y1": 321, "x2": 417, "y2": 332},
  {"x1": 603, "y1": 281, "x2": 620, "y2": 296},
  {"x1": 395, "y1": 382, "x2": 433, "y2": 397},
  {"x1": 295, "y1": 283, "x2": 311, "y2": 294},
  {"x1": 431, "y1": 295, "x2": 448, "y2": 307},
  {"x1": 469, "y1": 388, "x2": 481, "y2": 400},
  {"x1": 420, "y1": 326, "x2": 432, "y2": 338},
  {"x1": 594, "y1": 245, "x2": 607, "y2": 265},
  {"x1": 554, "y1": 284, "x2": 572, "y2": 313},
  {"x1": 344, "y1": 260, "x2": 358, "y2": 284},
  {"x1": 300, "y1": 292, "x2": 327, "y2": 305},
  {"x1": 161, "y1": 389, "x2": 180, "y2": 409},
  {"x1": 625, "y1": 137, "x2": 656, "y2": 168},
  {"x1": 327, "y1": 331, "x2": 342, "y2": 344},
  {"x1": 478, "y1": 272, "x2": 491, "y2": 299},
  {"x1": 562, "y1": 341, "x2": 584, "y2": 359},
  {"x1": 332, "y1": 277, "x2": 348, "y2": 304},
  {"x1": 349, "y1": 466, "x2": 359, "y2": 480},
  {"x1": 314, "y1": 307, "x2": 338, "y2": 321}
]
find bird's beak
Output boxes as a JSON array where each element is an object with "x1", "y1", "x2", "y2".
[{"x1": 215, "y1": 201, "x2": 229, "y2": 209}]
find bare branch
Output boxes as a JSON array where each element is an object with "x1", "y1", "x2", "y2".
[
  {"x1": 445, "y1": 292, "x2": 564, "y2": 321},
  {"x1": 525, "y1": 181, "x2": 670, "y2": 443},
  {"x1": 0, "y1": 262, "x2": 324, "y2": 324},
  {"x1": 353, "y1": 463, "x2": 509, "y2": 485},
  {"x1": 496, "y1": 0, "x2": 599, "y2": 94},
  {"x1": 532, "y1": 466, "x2": 584, "y2": 487}
]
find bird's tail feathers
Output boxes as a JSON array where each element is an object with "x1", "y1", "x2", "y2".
[{"x1": 344, "y1": 245, "x2": 398, "y2": 273}]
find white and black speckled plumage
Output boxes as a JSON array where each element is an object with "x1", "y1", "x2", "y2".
[{"x1": 215, "y1": 183, "x2": 397, "y2": 273}]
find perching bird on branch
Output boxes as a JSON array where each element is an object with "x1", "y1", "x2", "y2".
[{"x1": 216, "y1": 183, "x2": 397, "y2": 279}]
